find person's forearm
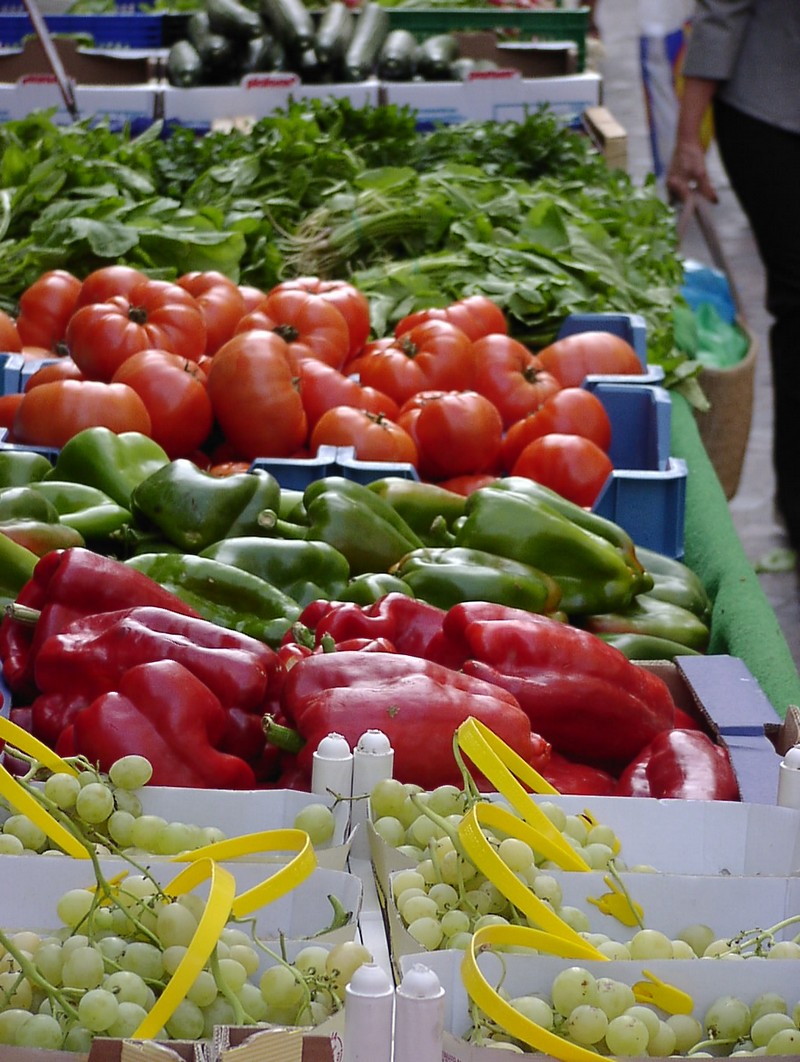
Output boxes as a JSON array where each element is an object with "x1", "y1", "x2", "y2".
[{"x1": 675, "y1": 76, "x2": 719, "y2": 145}]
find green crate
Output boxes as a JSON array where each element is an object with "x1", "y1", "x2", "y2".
[{"x1": 385, "y1": 7, "x2": 590, "y2": 71}]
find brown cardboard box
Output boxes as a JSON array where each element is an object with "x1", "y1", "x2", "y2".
[
  {"x1": 0, "y1": 37, "x2": 151, "y2": 84},
  {"x1": 452, "y1": 29, "x2": 578, "y2": 76}
]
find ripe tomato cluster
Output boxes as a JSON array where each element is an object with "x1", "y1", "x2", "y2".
[{"x1": 0, "y1": 268, "x2": 643, "y2": 507}]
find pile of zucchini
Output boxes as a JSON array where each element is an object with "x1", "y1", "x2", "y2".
[{"x1": 166, "y1": 0, "x2": 490, "y2": 87}]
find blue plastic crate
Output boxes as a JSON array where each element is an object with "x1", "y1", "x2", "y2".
[
  {"x1": 0, "y1": 353, "x2": 24, "y2": 396},
  {"x1": 593, "y1": 456, "x2": 687, "y2": 559},
  {"x1": 556, "y1": 311, "x2": 665, "y2": 384},
  {"x1": 0, "y1": 11, "x2": 164, "y2": 47},
  {"x1": 589, "y1": 380, "x2": 671, "y2": 472},
  {"x1": 250, "y1": 445, "x2": 419, "y2": 490},
  {"x1": 0, "y1": 428, "x2": 60, "y2": 463}
]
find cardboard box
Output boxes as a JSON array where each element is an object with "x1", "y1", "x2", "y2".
[
  {"x1": 0, "y1": 77, "x2": 157, "y2": 127},
  {"x1": 384, "y1": 863, "x2": 800, "y2": 974},
  {"x1": 0, "y1": 854, "x2": 363, "y2": 946},
  {"x1": 381, "y1": 70, "x2": 602, "y2": 129},
  {"x1": 0, "y1": 37, "x2": 152, "y2": 83},
  {"x1": 398, "y1": 949, "x2": 800, "y2": 1062},
  {"x1": 159, "y1": 76, "x2": 381, "y2": 135},
  {"x1": 135, "y1": 785, "x2": 353, "y2": 869},
  {"x1": 450, "y1": 29, "x2": 579, "y2": 77}
]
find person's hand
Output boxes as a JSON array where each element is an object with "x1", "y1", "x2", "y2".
[{"x1": 666, "y1": 139, "x2": 718, "y2": 204}]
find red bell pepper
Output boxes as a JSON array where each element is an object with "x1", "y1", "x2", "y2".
[
  {"x1": 538, "y1": 750, "x2": 618, "y2": 797},
  {"x1": 63, "y1": 659, "x2": 257, "y2": 789},
  {"x1": 30, "y1": 606, "x2": 281, "y2": 747},
  {"x1": 616, "y1": 728, "x2": 740, "y2": 800},
  {"x1": 0, "y1": 547, "x2": 199, "y2": 699},
  {"x1": 440, "y1": 602, "x2": 676, "y2": 769},
  {"x1": 276, "y1": 650, "x2": 537, "y2": 790},
  {"x1": 294, "y1": 593, "x2": 461, "y2": 663}
]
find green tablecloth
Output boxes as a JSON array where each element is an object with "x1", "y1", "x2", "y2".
[{"x1": 671, "y1": 393, "x2": 800, "y2": 718}]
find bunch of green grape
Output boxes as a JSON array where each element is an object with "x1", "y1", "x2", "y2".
[
  {"x1": 0, "y1": 870, "x2": 372, "y2": 1051},
  {"x1": 467, "y1": 966, "x2": 800, "y2": 1057}
]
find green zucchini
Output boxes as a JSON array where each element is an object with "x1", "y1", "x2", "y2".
[
  {"x1": 415, "y1": 32, "x2": 460, "y2": 81},
  {"x1": 240, "y1": 32, "x2": 286, "y2": 74},
  {"x1": 206, "y1": 0, "x2": 264, "y2": 41},
  {"x1": 377, "y1": 28, "x2": 418, "y2": 81},
  {"x1": 314, "y1": 1, "x2": 355, "y2": 69},
  {"x1": 343, "y1": 0, "x2": 390, "y2": 82},
  {"x1": 187, "y1": 10, "x2": 235, "y2": 74},
  {"x1": 260, "y1": 0, "x2": 315, "y2": 52},
  {"x1": 166, "y1": 38, "x2": 203, "y2": 87}
]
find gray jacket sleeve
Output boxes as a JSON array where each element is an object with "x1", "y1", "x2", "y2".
[{"x1": 682, "y1": 0, "x2": 755, "y2": 81}]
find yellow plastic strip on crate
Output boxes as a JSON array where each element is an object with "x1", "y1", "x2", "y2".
[
  {"x1": 461, "y1": 923, "x2": 605, "y2": 1062},
  {"x1": 173, "y1": 828, "x2": 317, "y2": 918},
  {"x1": 0, "y1": 719, "x2": 87, "y2": 859},
  {"x1": 458, "y1": 804, "x2": 596, "y2": 948},
  {"x1": 132, "y1": 857, "x2": 236, "y2": 1040},
  {"x1": 456, "y1": 718, "x2": 590, "y2": 872},
  {"x1": 586, "y1": 874, "x2": 645, "y2": 927}
]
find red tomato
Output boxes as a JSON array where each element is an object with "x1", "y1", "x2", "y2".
[
  {"x1": 358, "y1": 321, "x2": 476, "y2": 405},
  {"x1": 0, "y1": 393, "x2": 24, "y2": 433},
  {"x1": 395, "y1": 295, "x2": 507, "y2": 341},
  {"x1": 537, "y1": 332, "x2": 642, "y2": 387},
  {"x1": 209, "y1": 461, "x2": 253, "y2": 477},
  {"x1": 436, "y1": 473, "x2": 499, "y2": 496},
  {"x1": 297, "y1": 358, "x2": 398, "y2": 428},
  {"x1": 343, "y1": 337, "x2": 393, "y2": 377},
  {"x1": 206, "y1": 330, "x2": 308, "y2": 459},
  {"x1": 245, "y1": 288, "x2": 351, "y2": 370},
  {"x1": 75, "y1": 265, "x2": 148, "y2": 308},
  {"x1": 0, "y1": 309, "x2": 21, "y2": 352},
  {"x1": 112, "y1": 349, "x2": 214, "y2": 458},
  {"x1": 178, "y1": 271, "x2": 246, "y2": 356},
  {"x1": 472, "y1": 334, "x2": 561, "y2": 428},
  {"x1": 65, "y1": 279, "x2": 207, "y2": 380},
  {"x1": 310, "y1": 406, "x2": 418, "y2": 465},
  {"x1": 501, "y1": 387, "x2": 613, "y2": 471},
  {"x1": 397, "y1": 390, "x2": 503, "y2": 480},
  {"x1": 13, "y1": 380, "x2": 151, "y2": 449},
  {"x1": 511, "y1": 433, "x2": 614, "y2": 508},
  {"x1": 15, "y1": 270, "x2": 81, "y2": 352},
  {"x1": 238, "y1": 285, "x2": 267, "y2": 312},
  {"x1": 24, "y1": 358, "x2": 85, "y2": 390},
  {"x1": 270, "y1": 277, "x2": 371, "y2": 360}
]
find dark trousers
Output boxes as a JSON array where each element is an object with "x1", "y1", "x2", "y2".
[{"x1": 714, "y1": 98, "x2": 800, "y2": 545}]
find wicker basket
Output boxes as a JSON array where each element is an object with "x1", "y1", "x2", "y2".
[
  {"x1": 693, "y1": 323, "x2": 757, "y2": 499},
  {"x1": 678, "y1": 194, "x2": 757, "y2": 500}
]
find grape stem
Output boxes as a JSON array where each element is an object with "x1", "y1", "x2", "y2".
[{"x1": 688, "y1": 1036, "x2": 739, "y2": 1054}]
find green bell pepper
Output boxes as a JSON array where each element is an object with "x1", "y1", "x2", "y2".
[
  {"x1": 260, "y1": 476, "x2": 424, "y2": 576},
  {"x1": 131, "y1": 460, "x2": 281, "y2": 553},
  {"x1": 0, "y1": 450, "x2": 52, "y2": 488},
  {"x1": 392, "y1": 546, "x2": 562, "y2": 614},
  {"x1": 125, "y1": 552, "x2": 301, "y2": 647},
  {"x1": 46, "y1": 427, "x2": 169, "y2": 508},
  {"x1": 490, "y1": 476, "x2": 653, "y2": 595},
  {"x1": 451, "y1": 485, "x2": 642, "y2": 615},
  {"x1": 338, "y1": 572, "x2": 415, "y2": 604},
  {"x1": 596, "y1": 632, "x2": 703, "y2": 661},
  {"x1": 636, "y1": 546, "x2": 712, "y2": 622},
  {"x1": 0, "y1": 531, "x2": 38, "y2": 608},
  {"x1": 0, "y1": 486, "x2": 60, "y2": 524},
  {"x1": 582, "y1": 593, "x2": 711, "y2": 652},
  {"x1": 200, "y1": 536, "x2": 350, "y2": 607},
  {"x1": 0, "y1": 486, "x2": 84, "y2": 554},
  {"x1": 28, "y1": 481, "x2": 131, "y2": 539},
  {"x1": 367, "y1": 478, "x2": 467, "y2": 546}
]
